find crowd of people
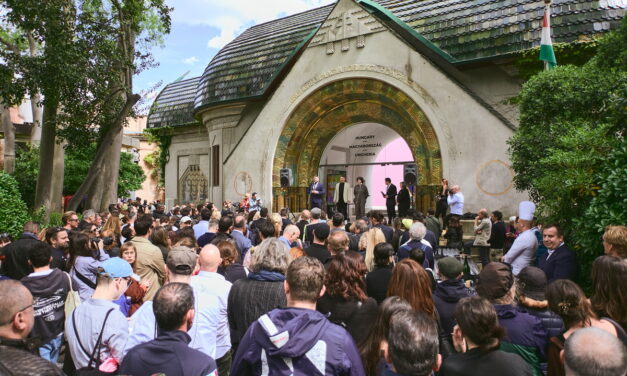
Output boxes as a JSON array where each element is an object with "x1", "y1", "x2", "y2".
[{"x1": 0, "y1": 192, "x2": 626, "y2": 376}]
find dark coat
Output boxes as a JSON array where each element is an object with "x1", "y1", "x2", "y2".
[
  {"x1": 440, "y1": 348, "x2": 532, "y2": 376},
  {"x1": 366, "y1": 264, "x2": 394, "y2": 304},
  {"x1": 518, "y1": 296, "x2": 564, "y2": 339},
  {"x1": 316, "y1": 295, "x2": 379, "y2": 344},
  {"x1": 489, "y1": 221, "x2": 506, "y2": 249},
  {"x1": 537, "y1": 244, "x2": 577, "y2": 282},
  {"x1": 305, "y1": 243, "x2": 332, "y2": 265},
  {"x1": 374, "y1": 224, "x2": 394, "y2": 244},
  {"x1": 433, "y1": 279, "x2": 476, "y2": 336},
  {"x1": 0, "y1": 233, "x2": 39, "y2": 280}
]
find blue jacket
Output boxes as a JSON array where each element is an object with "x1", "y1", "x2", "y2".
[
  {"x1": 537, "y1": 244, "x2": 577, "y2": 282},
  {"x1": 120, "y1": 330, "x2": 217, "y2": 376},
  {"x1": 433, "y1": 279, "x2": 476, "y2": 336},
  {"x1": 231, "y1": 229, "x2": 252, "y2": 260},
  {"x1": 231, "y1": 307, "x2": 365, "y2": 376},
  {"x1": 398, "y1": 239, "x2": 433, "y2": 269}
]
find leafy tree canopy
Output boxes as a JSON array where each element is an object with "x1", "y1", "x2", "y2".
[{"x1": 508, "y1": 17, "x2": 626, "y2": 285}]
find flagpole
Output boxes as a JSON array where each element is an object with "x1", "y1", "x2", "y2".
[{"x1": 544, "y1": 0, "x2": 551, "y2": 72}]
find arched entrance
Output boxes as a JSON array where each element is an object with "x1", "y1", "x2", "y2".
[{"x1": 272, "y1": 78, "x2": 442, "y2": 212}]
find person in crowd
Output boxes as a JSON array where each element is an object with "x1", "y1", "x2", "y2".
[
  {"x1": 295, "y1": 210, "x2": 310, "y2": 240},
  {"x1": 327, "y1": 229, "x2": 350, "y2": 258},
  {"x1": 119, "y1": 242, "x2": 147, "y2": 316},
  {"x1": 120, "y1": 283, "x2": 218, "y2": 376},
  {"x1": 217, "y1": 240, "x2": 248, "y2": 283},
  {"x1": 489, "y1": 210, "x2": 506, "y2": 262},
  {"x1": 304, "y1": 207, "x2": 324, "y2": 244},
  {"x1": 78, "y1": 209, "x2": 97, "y2": 231},
  {"x1": 125, "y1": 246, "x2": 221, "y2": 360},
  {"x1": 0, "y1": 280, "x2": 64, "y2": 375},
  {"x1": 590, "y1": 255, "x2": 627, "y2": 334},
  {"x1": 433, "y1": 257, "x2": 475, "y2": 341},
  {"x1": 366, "y1": 243, "x2": 395, "y2": 304},
  {"x1": 396, "y1": 181, "x2": 411, "y2": 219},
  {"x1": 198, "y1": 219, "x2": 219, "y2": 248},
  {"x1": 0, "y1": 221, "x2": 40, "y2": 280},
  {"x1": 20, "y1": 242, "x2": 70, "y2": 363},
  {"x1": 231, "y1": 214, "x2": 252, "y2": 261},
  {"x1": 390, "y1": 218, "x2": 404, "y2": 252},
  {"x1": 538, "y1": 224, "x2": 577, "y2": 282},
  {"x1": 398, "y1": 222, "x2": 434, "y2": 268},
  {"x1": 476, "y1": 262, "x2": 547, "y2": 376},
  {"x1": 359, "y1": 297, "x2": 413, "y2": 376},
  {"x1": 192, "y1": 244, "x2": 233, "y2": 375},
  {"x1": 602, "y1": 225, "x2": 627, "y2": 259},
  {"x1": 369, "y1": 211, "x2": 393, "y2": 245},
  {"x1": 230, "y1": 256, "x2": 365, "y2": 375},
  {"x1": 464, "y1": 208, "x2": 492, "y2": 266},
  {"x1": 334, "y1": 176, "x2": 353, "y2": 220},
  {"x1": 504, "y1": 216, "x2": 519, "y2": 252},
  {"x1": 249, "y1": 192, "x2": 263, "y2": 213},
  {"x1": 0, "y1": 232, "x2": 13, "y2": 249},
  {"x1": 69, "y1": 232, "x2": 109, "y2": 301},
  {"x1": 382, "y1": 310, "x2": 441, "y2": 376},
  {"x1": 178, "y1": 216, "x2": 193, "y2": 230},
  {"x1": 227, "y1": 238, "x2": 291, "y2": 351},
  {"x1": 348, "y1": 219, "x2": 368, "y2": 252},
  {"x1": 66, "y1": 257, "x2": 131, "y2": 371},
  {"x1": 399, "y1": 210, "x2": 439, "y2": 254},
  {"x1": 503, "y1": 202, "x2": 538, "y2": 275},
  {"x1": 308, "y1": 176, "x2": 325, "y2": 209},
  {"x1": 213, "y1": 216, "x2": 234, "y2": 244},
  {"x1": 445, "y1": 184, "x2": 464, "y2": 227},
  {"x1": 62, "y1": 211, "x2": 80, "y2": 231},
  {"x1": 546, "y1": 279, "x2": 619, "y2": 375},
  {"x1": 278, "y1": 224, "x2": 300, "y2": 249},
  {"x1": 387, "y1": 259, "x2": 453, "y2": 358},
  {"x1": 409, "y1": 248, "x2": 437, "y2": 289},
  {"x1": 193, "y1": 208, "x2": 212, "y2": 240},
  {"x1": 176, "y1": 227, "x2": 198, "y2": 249},
  {"x1": 45, "y1": 226, "x2": 70, "y2": 272},
  {"x1": 243, "y1": 220, "x2": 277, "y2": 267},
  {"x1": 102, "y1": 215, "x2": 122, "y2": 246},
  {"x1": 363, "y1": 227, "x2": 386, "y2": 272},
  {"x1": 383, "y1": 177, "x2": 398, "y2": 222},
  {"x1": 240, "y1": 193, "x2": 251, "y2": 212},
  {"x1": 317, "y1": 252, "x2": 378, "y2": 344},
  {"x1": 304, "y1": 223, "x2": 332, "y2": 264},
  {"x1": 101, "y1": 229, "x2": 121, "y2": 257},
  {"x1": 441, "y1": 296, "x2": 532, "y2": 376},
  {"x1": 353, "y1": 176, "x2": 369, "y2": 220},
  {"x1": 424, "y1": 208, "x2": 442, "y2": 243},
  {"x1": 436, "y1": 179, "x2": 449, "y2": 228},
  {"x1": 516, "y1": 266, "x2": 564, "y2": 339},
  {"x1": 444, "y1": 216, "x2": 464, "y2": 250},
  {"x1": 563, "y1": 327, "x2": 627, "y2": 376},
  {"x1": 330, "y1": 213, "x2": 345, "y2": 232},
  {"x1": 131, "y1": 214, "x2": 165, "y2": 301},
  {"x1": 149, "y1": 225, "x2": 171, "y2": 263}
]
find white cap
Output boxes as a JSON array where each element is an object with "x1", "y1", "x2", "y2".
[
  {"x1": 180, "y1": 216, "x2": 192, "y2": 223},
  {"x1": 518, "y1": 201, "x2": 536, "y2": 221}
]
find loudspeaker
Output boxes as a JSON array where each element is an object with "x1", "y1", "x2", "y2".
[
  {"x1": 280, "y1": 168, "x2": 293, "y2": 187},
  {"x1": 403, "y1": 164, "x2": 418, "y2": 185}
]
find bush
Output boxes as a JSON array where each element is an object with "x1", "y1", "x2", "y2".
[{"x1": 0, "y1": 171, "x2": 30, "y2": 238}]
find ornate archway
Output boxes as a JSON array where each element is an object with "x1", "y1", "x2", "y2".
[{"x1": 273, "y1": 78, "x2": 442, "y2": 190}]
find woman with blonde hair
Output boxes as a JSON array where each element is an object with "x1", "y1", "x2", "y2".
[
  {"x1": 363, "y1": 227, "x2": 386, "y2": 272},
  {"x1": 102, "y1": 215, "x2": 122, "y2": 244},
  {"x1": 269, "y1": 213, "x2": 282, "y2": 237}
]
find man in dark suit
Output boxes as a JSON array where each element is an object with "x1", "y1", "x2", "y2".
[
  {"x1": 383, "y1": 177, "x2": 397, "y2": 222},
  {"x1": 307, "y1": 176, "x2": 325, "y2": 209},
  {"x1": 538, "y1": 224, "x2": 577, "y2": 282}
]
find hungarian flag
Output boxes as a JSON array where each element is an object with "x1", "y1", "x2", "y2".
[{"x1": 539, "y1": 3, "x2": 557, "y2": 70}]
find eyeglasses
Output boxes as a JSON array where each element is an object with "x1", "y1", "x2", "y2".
[
  {"x1": 0, "y1": 303, "x2": 32, "y2": 326},
  {"x1": 69, "y1": 218, "x2": 79, "y2": 222}
]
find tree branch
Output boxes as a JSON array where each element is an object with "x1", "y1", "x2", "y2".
[{"x1": 0, "y1": 34, "x2": 19, "y2": 54}]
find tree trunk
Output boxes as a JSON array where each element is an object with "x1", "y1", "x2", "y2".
[
  {"x1": 1, "y1": 104, "x2": 15, "y2": 173},
  {"x1": 34, "y1": 99, "x2": 58, "y2": 212},
  {"x1": 27, "y1": 32, "x2": 43, "y2": 144},
  {"x1": 100, "y1": 127, "x2": 123, "y2": 209},
  {"x1": 50, "y1": 138, "x2": 66, "y2": 213}
]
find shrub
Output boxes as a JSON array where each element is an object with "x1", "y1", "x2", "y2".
[{"x1": 0, "y1": 171, "x2": 30, "y2": 238}]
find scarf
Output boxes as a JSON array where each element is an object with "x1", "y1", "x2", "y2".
[{"x1": 247, "y1": 270, "x2": 286, "y2": 281}]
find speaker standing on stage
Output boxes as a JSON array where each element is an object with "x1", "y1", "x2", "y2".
[
  {"x1": 382, "y1": 177, "x2": 397, "y2": 221},
  {"x1": 308, "y1": 176, "x2": 325, "y2": 209},
  {"x1": 397, "y1": 181, "x2": 411, "y2": 218},
  {"x1": 333, "y1": 176, "x2": 353, "y2": 220},
  {"x1": 353, "y1": 177, "x2": 369, "y2": 219}
]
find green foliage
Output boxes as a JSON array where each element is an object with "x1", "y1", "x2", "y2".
[
  {"x1": 145, "y1": 128, "x2": 171, "y2": 188},
  {"x1": 14, "y1": 144, "x2": 146, "y2": 207},
  {"x1": 0, "y1": 171, "x2": 30, "y2": 238},
  {"x1": 515, "y1": 39, "x2": 600, "y2": 81},
  {"x1": 508, "y1": 18, "x2": 627, "y2": 287}
]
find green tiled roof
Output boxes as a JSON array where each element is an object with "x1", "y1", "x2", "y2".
[
  {"x1": 193, "y1": 5, "x2": 335, "y2": 112},
  {"x1": 149, "y1": 0, "x2": 624, "y2": 126},
  {"x1": 375, "y1": 0, "x2": 626, "y2": 62},
  {"x1": 147, "y1": 77, "x2": 200, "y2": 129}
]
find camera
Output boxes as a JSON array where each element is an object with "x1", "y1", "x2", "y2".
[{"x1": 102, "y1": 236, "x2": 114, "y2": 246}]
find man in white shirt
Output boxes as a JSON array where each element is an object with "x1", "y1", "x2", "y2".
[
  {"x1": 502, "y1": 201, "x2": 538, "y2": 275},
  {"x1": 447, "y1": 185, "x2": 464, "y2": 216},
  {"x1": 191, "y1": 244, "x2": 233, "y2": 376},
  {"x1": 193, "y1": 208, "x2": 212, "y2": 240},
  {"x1": 124, "y1": 247, "x2": 220, "y2": 360}
]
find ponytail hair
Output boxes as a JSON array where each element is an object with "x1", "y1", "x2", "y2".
[
  {"x1": 454, "y1": 296, "x2": 505, "y2": 352},
  {"x1": 547, "y1": 279, "x2": 596, "y2": 330}
]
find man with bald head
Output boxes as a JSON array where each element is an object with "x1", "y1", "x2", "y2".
[
  {"x1": 191, "y1": 244, "x2": 233, "y2": 375},
  {"x1": 563, "y1": 327, "x2": 627, "y2": 376},
  {"x1": 279, "y1": 224, "x2": 300, "y2": 249},
  {"x1": 0, "y1": 280, "x2": 63, "y2": 374}
]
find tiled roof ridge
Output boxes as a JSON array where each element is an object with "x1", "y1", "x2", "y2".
[{"x1": 233, "y1": 3, "x2": 335, "y2": 35}]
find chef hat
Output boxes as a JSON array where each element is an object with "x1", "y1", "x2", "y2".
[{"x1": 518, "y1": 201, "x2": 536, "y2": 221}]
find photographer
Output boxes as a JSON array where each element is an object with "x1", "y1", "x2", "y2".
[{"x1": 68, "y1": 232, "x2": 110, "y2": 301}]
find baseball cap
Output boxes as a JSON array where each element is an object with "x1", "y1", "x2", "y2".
[
  {"x1": 99, "y1": 257, "x2": 138, "y2": 280},
  {"x1": 476, "y1": 262, "x2": 514, "y2": 301},
  {"x1": 180, "y1": 216, "x2": 192, "y2": 223},
  {"x1": 517, "y1": 266, "x2": 548, "y2": 301},
  {"x1": 314, "y1": 223, "x2": 331, "y2": 241},
  {"x1": 437, "y1": 257, "x2": 463, "y2": 279},
  {"x1": 166, "y1": 247, "x2": 198, "y2": 275}
]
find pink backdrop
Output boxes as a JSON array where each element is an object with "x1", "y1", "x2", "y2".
[{"x1": 371, "y1": 137, "x2": 413, "y2": 207}]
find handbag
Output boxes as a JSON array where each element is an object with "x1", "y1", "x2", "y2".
[
  {"x1": 64, "y1": 272, "x2": 82, "y2": 316},
  {"x1": 73, "y1": 308, "x2": 117, "y2": 375}
]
